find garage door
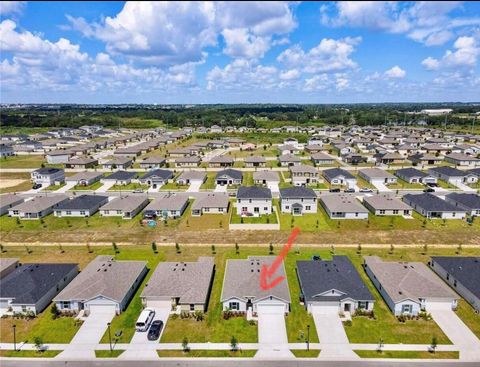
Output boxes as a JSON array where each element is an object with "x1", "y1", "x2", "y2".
[
  {"x1": 89, "y1": 304, "x2": 117, "y2": 314},
  {"x1": 257, "y1": 303, "x2": 288, "y2": 344},
  {"x1": 146, "y1": 300, "x2": 171, "y2": 309},
  {"x1": 311, "y1": 303, "x2": 339, "y2": 314},
  {"x1": 424, "y1": 301, "x2": 452, "y2": 311}
]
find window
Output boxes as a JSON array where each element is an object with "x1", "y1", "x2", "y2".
[
  {"x1": 454, "y1": 280, "x2": 457, "y2": 287},
  {"x1": 393, "y1": 210, "x2": 399, "y2": 215},
  {"x1": 104, "y1": 210, "x2": 109, "y2": 214},
  {"x1": 285, "y1": 206, "x2": 290, "y2": 210},
  {"x1": 66, "y1": 210, "x2": 72, "y2": 215},
  {"x1": 401, "y1": 304, "x2": 412, "y2": 314},
  {"x1": 242, "y1": 207, "x2": 247, "y2": 212},
  {"x1": 358, "y1": 301, "x2": 368, "y2": 310},
  {"x1": 204, "y1": 207, "x2": 209, "y2": 212},
  {"x1": 254, "y1": 207, "x2": 259, "y2": 213},
  {"x1": 229, "y1": 302, "x2": 240, "y2": 310},
  {"x1": 62, "y1": 301, "x2": 70, "y2": 309},
  {"x1": 22, "y1": 305, "x2": 27, "y2": 312},
  {"x1": 263, "y1": 207, "x2": 268, "y2": 211},
  {"x1": 80, "y1": 210, "x2": 86, "y2": 216},
  {"x1": 380, "y1": 210, "x2": 385, "y2": 215},
  {"x1": 190, "y1": 304, "x2": 195, "y2": 311},
  {"x1": 305, "y1": 206, "x2": 311, "y2": 211}
]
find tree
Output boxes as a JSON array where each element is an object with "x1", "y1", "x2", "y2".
[
  {"x1": 423, "y1": 243, "x2": 428, "y2": 255},
  {"x1": 58, "y1": 244, "x2": 64, "y2": 253},
  {"x1": 330, "y1": 245, "x2": 335, "y2": 255},
  {"x1": 112, "y1": 242, "x2": 119, "y2": 254},
  {"x1": 0, "y1": 244, "x2": 5, "y2": 253},
  {"x1": 50, "y1": 303, "x2": 60, "y2": 320},
  {"x1": 235, "y1": 242, "x2": 239, "y2": 254},
  {"x1": 357, "y1": 244, "x2": 362, "y2": 255},
  {"x1": 456, "y1": 244, "x2": 462, "y2": 254},
  {"x1": 86, "y1": 243, "x2": 93, "y2": 253},
  {"x1": 230, "y1": 336, "x2": 238, "y2": 352},
  {"x1": 389, "y1": 244, "x2": 394, "y2": 254},
  {"x1": 182, "y1": 337, "x2": 189, "y2": 352},
  {"x1": 25, "y1": 245, "x2": 32, "y2": 254},
  {"x1": 211, "y1": 245, "x2": 216, "y2": 254},
  {"x1": 33, "y1": 336, "x2": 44, "y2": 352},
  {"x1": 175, "y1": 242, "x2": 181, "y2": 254},
  {"x1": 269, "y1": 243, "x2": 274, "y2": 255},
  {"x1": 151, "y1": 241, "x2": 158, "y2": 254},
  {"x1": 431, "y1": 336, "x2": 438, "y2": 353}
]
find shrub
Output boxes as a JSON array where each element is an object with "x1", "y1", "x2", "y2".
[
  {"x1": 211, "y1": 245, "x2": 216, "y2": 254},
  {"x1": 50, "y1": 303, "x2": 60, "y2": 320},
  {"x1": 33, "y1": 336, "x2": 44, "y2": 352},
  {"x1": 171, "y1": 313, "x2": 179, "y2": 320},
  {"x1": 193, "y1": 311, "x2": 204, "y2": 321},
  {"x1": 182, "y1": 337, "x2": 189, "y2": 352},
  {"x1": 230, "y1": 336, "x2": 238, "y2": 351},
  {"x1": 343, "y1": 320, "x2": 352, "y2": 327}
]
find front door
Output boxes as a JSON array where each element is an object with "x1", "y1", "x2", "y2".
[
  {"x1": 344, "y1": 303, "x2": 351, "y2": 312},
  {"x1": 246, "y1": 299, "x2": 253, "y2": 310}
]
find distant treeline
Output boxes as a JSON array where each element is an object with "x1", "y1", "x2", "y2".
[{"x1": 0, "y1": 103, "x2": 477, "y2": 129}]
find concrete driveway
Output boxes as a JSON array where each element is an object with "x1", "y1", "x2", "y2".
[
  {"x1": 267, "y1": 182, "x2": 279, "y2": 197},
  {"x1": 56, "y1": 181, "x2": 76, "y2": 193},
  {"x1": 186, "y1": 180, "x2": 202, "y2": 193},
  {"x1": 255, "y1": 304, "x2": 293, "y2": 359},
  {"x1": 453, "y1": 182, "x2": 476, "y2": 192},
  {"x1": 96, "y1": 181, "x2": 114, "y2": 193},
  {"x1": 311, "y1": 305, "x2": 359, "y2": 360},
  {"x1": 372, "y1": 182, "x2": 391, "y2": 192},
  {"x1": 428, "y1": 303, "x2": 480, "y2": 360},
  {"x1": 214, "y1": 184, "x2": 227, "y2": 192}
]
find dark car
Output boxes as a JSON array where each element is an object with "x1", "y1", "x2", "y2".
[
  {"x1": 427, "y1": 182, "x2": 439, "y2": 187},
  {"x1": 329, "y1": 188, "x2": 341, "y2": 193},
  {"x1": 147, "y1": 320, "x2": 163, "y2": 341},
  {"x1": 424, "y1": 187, "x2": 435, "y2": 193},
  {"x1": 32, "y1": 183, "x2": 42, "y2": 190}
]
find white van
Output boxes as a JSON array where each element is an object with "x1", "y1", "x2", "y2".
[{"x1": 135, "y1": 308, "x2": 155, "y2": 332}]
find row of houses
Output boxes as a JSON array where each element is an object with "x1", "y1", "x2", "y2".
[{"x1": 2, "y1": 254, "x2": 478, "y2": 321}]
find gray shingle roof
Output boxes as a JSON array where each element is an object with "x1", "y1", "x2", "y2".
[
  {"x1": 364, "y1": 256, "x2": 458, "y2": 303},
  {"x1": 57, "y1": 195, "x2": 108, "y2": 210},
  {"x1": 192, "y1": 193, "x2": 229, "y2": 210},
  {"x1": 253, "y1": 170, "x2": 280, "y2": 182},
  {"x1": 237, "y1": 186, "x2": 272, "y2": 199},
  {"x1": 100, "y1": 195, "x2": 149, "y2": 211},
  {"x1": 144, "y1": 193, "x2": 189, "y2": 211},
  {"x1": 431, "y1": 256, "x2": 480, "y2": 300},
  {"x1": 54, "y1": 256, "x2": 146, "y2": 303},
  {"x1": 141, "y1": 169, "x2": 174, "y2": 181},
  {"x1": 320, "y1": 194, "x2": 368, "y2": 213},
  {"x1": 429, "y1": 166, "x2": 466, "y2": 177},
  {"x1": 0, "y1": 194, "x2": 24, "y2": 209},
  {"x1": 395, "y1": 168, "x2": 428, "y2": 179},
  {"x1": 245, "y1": 156, "x2": 266, "y2": 163},
  {"x1": 360, "y1": 168, "x2": 395, "y2": 179},
  {"x1": 66, "y1": 171, "x2": 103, "y2": 182},
  {"x1": 1, "y1": 263, "x2": 78, "y2": 304},
  {"x1": 141, "y1": 257, "x2": 214, "y2": 304},
  {"x1": 280, "y1": 186, "x2": 317, "y2": 199},
  {"x1": 11, "y1": 195, "x2": 68, "y2": 213},
  {"x1": 34, "y1": 167, "x2": 63, "y2": 175},
  {"x1": 446, "y1": 193, "x2": 480, "y2": 210},
  {"x1": 323, "y1": 168, "x2": 355, "y2": 181},
  {"x1": 216, "y1": 169, "x2": 243, "y2": 180},
  {"x1": 403, "y1": 193, "x2": 460, "y2": 212},
  {"x1": 221, "y1": 256, "x2": 291, "y2": 303},
  {"x1": 297, "y1": 256, "x2": 374, "y2": 303},
  {"x1": 177, "y1": 171, "x2": 206, "y2": 182},
  {"x1": 363, "y1": 194, "x2": 412, "y2": 211},
  {"x1": 104, "y1": 171, "x2": 137, "y2": 180}
]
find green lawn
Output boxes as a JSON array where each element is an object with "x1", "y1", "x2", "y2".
[
  {"x1": 70, "y1": 181, "x2": 103, "y2": 191},
  {"x1": 178, "y1": 205, "x2": 230, "y2": 231},
  {"x1": 108, "y1": 183, "x2": 149, "y2": 191},
  {"x1": 0, "y1": 155, "x2": 45, "y2": 169},
  {"x1": 230, "y1": 211, "x2": 278, "y2": 224},
  {"x1": 95, "y1": 350, "x2": 125, "y2": 358},
  {"x1": 0, "y1": 305, "x2": 83, "y2": 343},
  {"x1": 437, "y1": 179, "x2": 456, "y2": 189},
  {"x1": 160, "y1": 182, "x2": 189, "y2": 191},
  {"x1": 353, "y1": 174, "x2": 376, "y2": 189},
  {"x1": 455, "y1": 299, "x2": 480, "y2": 339},
  {"x1": 0, "y1": 350, "x2": 62, "y2": 358},
  {"x1": 385, "y1": 175, "x2": 425, "y2": 190},
  {"x1": 42, "y1": 183, "x2": 66, "y2": 191},
  {"x1": 242, "y1": 172, "x2": 254, "y2": 186},
  {"x1": 291, "y1": 349, "x2": 321, "y2": 358},
  {"x1": 200, "y1": 172, "x2": 217, "y2": 190},
  {"x1": 157, "y1": 350, "x2": 257, "y2": 357},
  {"x1": 354, "y1": 350, "x2": 459, "y2": 359}
]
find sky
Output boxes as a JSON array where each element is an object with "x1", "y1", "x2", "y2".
[{"x1": 0, "y1": 1, "x2": 479, "y2": 104}]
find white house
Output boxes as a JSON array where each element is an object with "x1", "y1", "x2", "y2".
[{"x1": 236, "y1": 186, "x2": 272, "y2": 216}]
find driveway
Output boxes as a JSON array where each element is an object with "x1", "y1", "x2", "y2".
[
  {"x1": 267, "y1": 182, "x2": 279, "y2": 197},
  {"x1": 96, "y1": 181, "x2": 115, "y2": 193},
  {"x1": 453, "y1": 182, "x2": 476, "y2": 192},
  {"x1": 311, "y1": 305, "x2": 359, "y2": 360},
  {"x1": 428, "y1": 303, "x2": 480, "y2": 360},
  {"x1": 58, "y1": 305, "x2": 116, "y2": 360},
  {"x1": 186, "y1": 180, "x2": 202, "y2": 193},
  {"x1": 56, "y1": 181, "x2": 76, "y2": 193},
  {"x1": 371, "y1": 182, "x2": 391, "y2": 192},
  {"x1": 214, "y1": 184, "x2": 227, "y2": 192},
  {"x1": 255, "y1": 304, "x2": 293, "y2": 359}
]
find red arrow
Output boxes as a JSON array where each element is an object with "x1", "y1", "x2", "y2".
[{"x1": 260, "y1": 227, "x2": 301, "y2": 291}]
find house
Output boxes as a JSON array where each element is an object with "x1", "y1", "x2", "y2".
[
  {"x1": 279, "y1": 154, "x2": 302, "y2": 167},
  {"x1": 100, "y1": 195, "x2": 149, "y2": 219},
  {"x1": 191, "y1": 193, "x2": 229, "y2": 216},
  {"x1": 290, "y1": 165, "x2": 319, "y2": 186},
  {"x1": 65, "y1": 157, "x2": 98, "y2": 169},
  {"x1": 359, "y1": 168, "x2": 397, "y2": 185},
  {"x1": 305, "y1": 144, "x2": 324, "y2": 154},
  {"x1": 209, "y1": 155, "x2": 234, "y2": 168},
  {"x1": 139, "y1": 169, "x2": 174, "y2": 189},
  {"x1": 444, "y1": 153, "x2": 480, "y2": 167},
  {"x1": 236, "y1": 186, "x2": 272, "y2": 217},
  {"x1": 215, "y1": 169, "x2": 243, "y2": 186},
  {"x1": 408, "y1": 153, "x2": 443, "y2": 166},
  {"x1": 141, "y1": 257, "x2": 214, "y2": 312},
  {"x1": 395, "y1": 168, "x2": 437, "y2": 184},
  {"x1": 322, "y1": 168, "x2": 357, "y2": 189},
  {"x1": 210, "y1": 125, "x2": 222, "y2": 133},
  {"x1": 31, "y1": 168, "x2": 65, "y2": 186},
  {"x1": 221, "y1": 256, "x2": 290, "y2": 315},
  {"x1": 176, "y1": 171, "x2": 206, "y2": 185},
  {"x1": 279, "y1": 187, "x2": 317, "y2": 215},
  {"x1": 143, "y1": 193, "x2": 189, "y2": 219},
  {"x1": 54, "y1": 195, "x2": 109, "y2": 217},
  {"x1": 428, "y1": 166, "x2": 468, "y2": 185},
  {"x1": 0, "y1": 258, "x2": 19, "y2": 279},
  {"x1": 168, "y1": 148, "x2": 193, "y2": 158},
  {"x1": 342, "y1": 153, "x2": 368, "y2": 165},
  {"x1": 319, "y1": 194, "x2": 369, "y2": 220},
  {"x1": 445, "y1": 193, "x2": 480, "y2": 216},
  {"x1": 102, "y1": 157, "x2": 133, "y2": 170},
  {"x1": 0, "y1": 144, "x2": 14, "y2": 157},
  {"x1": 0, "y1": 263, "x2": 78, "y2": 315},
  {"x1": 66, "y1": 171, "x2": 103, "y2": 187},
  {"x1": 403, "y1": 193, "x2": 466, "y2": 219},
  {"x1": 244, "y1": 156, "x2": 266, "y2": 168},
  {"x1": 102, "y1": 171, "x2": 137, "y2": 185},
  {"x1": 114, "y1": 146, "x2": 142, "y2": 157},
  {"x1": 283, "y1": 137, "x2": 299, "y2": 148},
  {"x1": 253, "y1": 170, "x2": 280, "y2": 185},
  {"x1": 53, "y1": 256, "x2": 147, "y2": 315},
  {"x1": 278, "y1": 144, "x2": 300, "y2": 155},
  {"x1": 297, "y1": 256, "x2": 374, "y2": 313},
  {"x1": 364, "y1": 256, "x2": 458, "y2": 316},
  {"x1": 9, "y1": 195, "x2": 69, "y2": 219},
  {"x1": 139, "y1": 156, "x2": 166, "y2": 169},
  {"x1": 0, "y1": 194, "x2": 24, "y2": 216},
  {"x1": 375, "y1": 152, "x2": 406, "y2": 164},
  {"x1": 175, "y1": 156, "x2": 201, "y2": 168},
  {"x1": 311, "y1": 152, "x2": 335, "y2": 166},
  {"x1": 429, "y1": 257, "x2": 480, "y2": 312},
  {"x1": 46, "y1": 150, "x2": 72, "y2": 164},
  {"x1": 363, "y1": 194, "x2": 412, "y2": 216}
]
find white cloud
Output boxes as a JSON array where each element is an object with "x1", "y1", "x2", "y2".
[
  {"x1": 421, "y1": 35, "x2": 479, "y2": 70},
  {"x1": 384, "y1": 65, "x2": 406, "y2": 78},
  {"x1": 277, "y1": 37, "x2": 361, "y2": 73},
  {"x1": 0, "y1": 1, "x2": 25, "y2": 16},
  {"x1": 322, "y1": 1, "x2": 480, "y2": 46},
  {"x1": 279, "y1": 68, "x2": 300, "y2": 80},
  {"x1": 67, "y1": 1, "x2": 297, "y2": 63}
]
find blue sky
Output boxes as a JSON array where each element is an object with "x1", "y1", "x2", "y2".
[{"x1": 1, "y1": 1, "x2": 479, "y2": 104}]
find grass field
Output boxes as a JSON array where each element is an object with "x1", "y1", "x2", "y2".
[
  {"x1": 0, "y1": 350, "x2": 62, "y2": 358},
  {"x1": 95, "y1": 350, "x2": 125, "y2": 358},
  {"x1": 200, "y1": 172, "x2": 217, "y2": 190},
  {"x1": 230, "y1": 211, "x2": 278, "y2": 224},
  {"x1": 157, "y1": 350, "x2": 257, "y2": 357},
  {"x1": 290, "y1": 349, "x2": 321, "y2": 358},
  {"x1": 0, "y1": 155, "x2": 45, "y2": 169},
  {"x1": 108, "y1": 183, "x2": 149, "y2": 191},
  {"x1": 71, "y1": 181, "x2": 103, "y2": 191},
  {"x1": 42, "y1": 183, "x2": 66, "y2": 191},
  {"x1": 354, "y1": 350, "x2": 459, "y2": 359}
]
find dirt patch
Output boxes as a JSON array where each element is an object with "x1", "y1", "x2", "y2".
[{"x1": 0, "y1": 179, "x2": 27, "y2": 189}]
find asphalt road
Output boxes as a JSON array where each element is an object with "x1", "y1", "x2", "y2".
[{"x1": 0, "y1": 360, "x2": 476, "y2": 367}]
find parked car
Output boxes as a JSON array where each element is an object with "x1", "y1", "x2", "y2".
[
  {"x1": 424, "y1": 187, "x2": 435, "y2": 192},
  {"x1": 359, "y1": 188, "x2": 373, "y2": 193},
  {"x1": 135, "y1": 308, "x2": 155, "y2": 332},
  {"x1": 147, "y1": 320, "x2": 164, "y2": 341},
  {"x1": 32, "y1": 183, "x2": 42, "y2": 190},
  {"x1": 133, "y1": 189, "x2": 144, "y2": 193},
  {"x1": 344, "y1": 188, "x2": 355, "y2": 193},
  {"x1": 427, "y1": 182, "x2": 439, "y2": 188},
  {"x1": 329, "y1": 188, "x2": 341, "y2": 193}
]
